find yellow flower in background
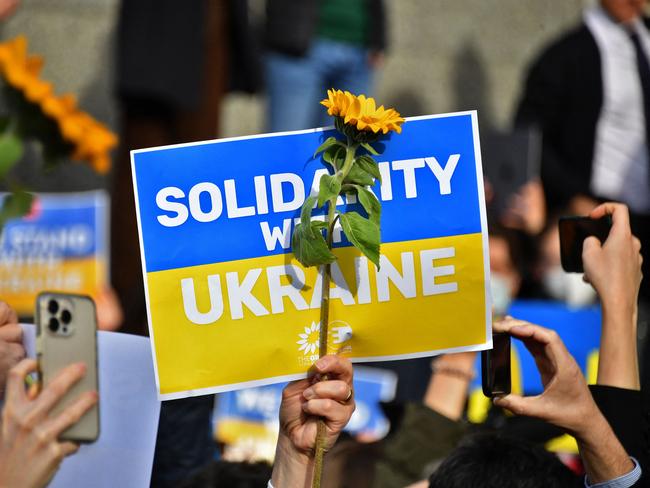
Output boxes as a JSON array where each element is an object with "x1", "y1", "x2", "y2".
[
  {"x1": 321, "y1": 89, "x2": 405, "y2": 135},
  {"x1": 0, "y1": 35, "x2": 117, "y2": 174}
]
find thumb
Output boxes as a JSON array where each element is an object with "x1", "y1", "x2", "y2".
[
  {"x1": 582, "y1": 236, "x2": 602, "y2": 267},
  {"x1": 493, "y1": 394, "x2": 542, "y2": 418}
]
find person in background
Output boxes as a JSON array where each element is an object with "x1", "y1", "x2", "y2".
[
  {"x1": 514, "y1": 0, "x2": 650, "y2": 303},
  {"x1": 264, "y1": 0, "x2": 387, "y2": 132}
]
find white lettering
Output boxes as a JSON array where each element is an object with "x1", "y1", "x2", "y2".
[
  {"x1": 226, "y1": 269, "x2": 269, "y2": 319},
  {"x1": 156, "y1": 187, "x2": 188, "y2": 227},
  {"x1": 425, "y1": 155, "x2": 460, "y2": 195},
  {"x1": 376, "y1": 252, "x2": 416, "y2": 302},
  {"x1": 392, "y1": 158, "x2": 425, "y2": 198},
  {"x1": 260, "y1": 219, "x2": 292, "y2": 251},
  {"x1": 267, "y1": 265, "x2": 309, "y2": 313},
  {"x1": 224, "y1": 179, "x2": 256, "y2": 218},
  {"x1": 421, "y1": 247, "x2": 458, "y2": 295},
  {"x1": 270, "y1": 173, "x2": 305, "y2": 213},
  {"x1": 181, "y1": 275, "x2": 224, "y2": 324},
  {"x1": 188, "y1": 182, "x2": 223, "y2": 222}
]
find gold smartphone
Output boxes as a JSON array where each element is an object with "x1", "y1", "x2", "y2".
[{"x1": 35, "y1": 292, "x2": 99, "y2": 443}]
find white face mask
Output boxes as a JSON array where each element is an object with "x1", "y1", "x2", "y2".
[
  {"x1": 542, "y1": 266, "x2": 597, "y2": 307},
  {"x1": 490, "y1": 273, "x2": 513, "y2": 317}
]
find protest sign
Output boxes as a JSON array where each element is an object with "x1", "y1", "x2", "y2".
[
  {"x1": 214, "y1": 366, "x2": 397, "y2": 460},
  {"x1": 132, "y1": 112, "x2": 491, "y2": 399},
  {"x1": 0, "y1": 191, "x2": 109, "y2": 316}
]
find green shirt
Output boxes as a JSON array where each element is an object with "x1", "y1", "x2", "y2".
[{"x1": 317, "y1": 0, "x2": 369, "y2": 47}]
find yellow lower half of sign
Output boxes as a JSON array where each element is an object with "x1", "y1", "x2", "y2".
[
  {"x1": 0, "y1": 257, "x2": 106, "y2": 316},
  {"x1": 146, "y1": 232, "x2": 488, "y2": 396}
]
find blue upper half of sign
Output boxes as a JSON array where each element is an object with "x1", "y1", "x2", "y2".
[
  {"x1": 133, "y1": 113, "x2": 484, "y2": 273},
  {"x1": 0, "y1": 192, "x2": 107, "y2": 259}
]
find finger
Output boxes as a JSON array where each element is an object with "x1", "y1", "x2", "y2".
[
  {"x1": 8, "y1": 342, "x2": 26, "y2": 364},
  {"x1": 589, "y1": 202, "x2": 630, "y2": 235},
  {"x1": 0, "y1": 301, "x2": 18, "y2": 326},
  {"x1": 493, "y1": 393, "x2": 543, "y2": 418},
  {"x1": 493, "y1": 316, "x2": 530, "y2": 334},
  {"x1": 59, "y1": 441, "x2": 80, "y2": 457},
  {"x1": 582, "y1": 236, "x2": 602, "y2": 275},
  {"x1": 302, "y1": 398, "x2": 353, "y2": 425},
  {"x1": 5, "y1": 358, "x2": 37, "y2": 402},
  {"x1": 31, "y1": 363, "x2": 86, "y2": 418},
  {"x1": 303, "y1": 380, "x2": 351, "y2": 403},
  {"x1": 44, "y1": 390, "x2": 97, "y2": 438},
  {"x1": 0, "y1": 323, "x2": 22, "y2": 343},
  {"x1": 313, "y1": 355, "x2": 353, "y2": 384}
]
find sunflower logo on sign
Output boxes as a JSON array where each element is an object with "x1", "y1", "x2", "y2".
[{"x1": 297, "y1": 322, "x2": 320, "y2": 356}]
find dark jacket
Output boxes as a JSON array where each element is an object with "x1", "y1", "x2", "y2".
[
  {"x1": 264, "y1": 0, "x2": 387, "y2": 57},
  {"x1": 514, "y1": 24, "x2": 602, "y2": 211},
  {"x1": 514, "y1": 18, "x2": 650, "y2": 212}
]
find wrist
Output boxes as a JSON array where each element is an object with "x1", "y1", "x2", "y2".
[
  {"x1": 601, "y1": 298, "x2": 637, "y2": 325},
  {"x1": 271, "y1": 433, "x2": 313, "y2": 488}
]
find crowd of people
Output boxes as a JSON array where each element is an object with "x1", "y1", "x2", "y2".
[{"x1": 0, "y1": 0, "x2": 649, "y2": 486}]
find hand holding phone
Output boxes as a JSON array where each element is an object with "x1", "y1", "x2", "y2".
[
  {"x1": 36, "y1": 293, "x2": 99, "y2": 443},
  {"x1": 481, "y1": 332, "x2": 511, "y2": 398},
  {"x1": 559, "y1": 215, "x2": 612, "y2": 273}
]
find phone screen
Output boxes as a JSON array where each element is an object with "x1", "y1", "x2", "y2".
[
  {"x1": 481, "y1": 332, "x2": 511, "y2": 398},
  {"x1": 559, "y1": 216, "x2": 612, "y2": 273}
]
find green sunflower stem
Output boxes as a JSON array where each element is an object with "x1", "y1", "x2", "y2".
[{"x1": 312, "y1": 142, "x2": 356, "y2": 488}]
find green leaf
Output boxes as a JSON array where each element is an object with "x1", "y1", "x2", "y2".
[
  {"x1": 343, "y1": 163, "x2": 374, "y2": 187},
  {"x1": 311, "y1": 220, "x2": 328, "y2": 231},
  {"x1": 339, "y1": 211, "x2": 380, "y2": 268},
  {"x1": 292, "y1": 221, "x2": 336, "y2": 267},
  {"x1": 299, "y1": 195, "x2": 318, "y2": 238},
  {"x1": 322, "y1": 145, "x2": 345, "y2": 170},
  {"x1": 355, "y1": 154, "x2": 382, "y2": 184},
  {"x1": 314, "y1": 137, "x2": 344, "y2": 158},
  {"x1": 361, "y1": 142, "x2": 379, "y2": 156},
  {"x1": 354, "y1": 185, "x2": 381, "y2": 225},
  {"x1": 0, "y1": 190, "x2": 33, "y2": 227},
  {"x1": 0, "y1": 131, "x2": 24, "y2": 178},
  {"x1": 317, "y1": 174, "x2": 341, "y2": 208}
]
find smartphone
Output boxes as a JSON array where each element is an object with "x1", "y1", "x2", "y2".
[
  {"x1": 35, "y1": 292, "x2": 99, "y2": 443},
  {"x1": 481, "y1": 332, "x2": 511, "y2": 398},
  {"x1": 559, "y1": 215, "x2": 612, "y2": 273}
]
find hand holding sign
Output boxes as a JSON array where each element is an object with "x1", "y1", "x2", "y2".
[{"x1": 272, "y1": 354, "x2": 355, "y2": 488}]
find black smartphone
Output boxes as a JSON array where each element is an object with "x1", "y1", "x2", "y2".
[
  {"x1": 481, "y1": 332, "x2": 511, "y2": 398},
  {"x1": 558, "y1": 215, "x2": 612, "y2": 273}
]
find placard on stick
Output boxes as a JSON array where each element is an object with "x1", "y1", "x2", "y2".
[{"x1": 132, "y1": 112, "x2": 492, "y2": 400}]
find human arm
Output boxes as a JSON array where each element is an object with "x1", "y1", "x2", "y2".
[
  {"x1": 582, "y1": 202, "x2": 642, "y2": 390},
  {"x1": 492, "y1": 318, "x2": 636, "y2": 485},
  {"x1": 270, "y1": 355, "x2": 355, "y2": 488},
  {"x1": 425, "y1": 352, "x2": 476, "y2": 421},
  {"x1": 0, "y1": 358, "x2": 98, "y2": 488}
]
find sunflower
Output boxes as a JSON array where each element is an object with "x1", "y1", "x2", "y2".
[
  {"x1": 0, "y1": 35, "x2": 116, "y2": 174},
  {"x1": 321, "y1": 89, "x2": 404, "y2": 135}
]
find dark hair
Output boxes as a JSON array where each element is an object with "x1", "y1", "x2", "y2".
[
  {"x1": 428, "y1": 432, "x2": 580, "y2": 488},
  {"x1": 180, "y1": 460, "x2": 272, "y2": 488}
]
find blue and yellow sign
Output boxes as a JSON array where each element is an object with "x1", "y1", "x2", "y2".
[
  {"x1": 0, "y1": 191, "x2": 109, "y2": 316},
  {"x1": 132, "y1": 112, "x2": 491, "y2": 399}
]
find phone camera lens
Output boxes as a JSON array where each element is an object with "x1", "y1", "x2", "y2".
[
  {"x1": 48, "y1": 317, "x2": 59, "y2": 333},
  {"x1": 47, "y1": 300, "x2": 59, "y2": 314},
  {"x1": 61, "y1": 310, "x2": 72, "y2": 324}
]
